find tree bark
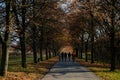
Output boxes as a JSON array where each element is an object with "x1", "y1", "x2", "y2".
[
  {"x1": 89, "y1": 0, "x2": 94, "y2": 63},
  {"x1": 32, "y1": 0, "x2": 37, "y2": 63},
  {"x1": 110, "y1": 28, "x2": 115, "y2": 71},
  {"x1": 75, "y1": 48, "x2": 78, "y2": 57},
  {"x1": 80, "y1": 34, "x2": 84, "y2": 59},
  {"x1": 20, "y1": 0, "x2": 27, "y2": 68},
  {"x1": 85, "y1": 42, "x2": 88, "y2": 62},
  {"x1": 91, "y1": 33, "x2": 94, "y2": 63},
  {"x1": 0, "y1": 0, "x2": 11, "y2": 76},
  {"x1": 45, "y1": 47, "x2": 48, "y2": 60},
  {"x1": 49, "y1": 49, "x2": 51, "y2": 58},
  {"x1": 110, "y1": 0, "x2": 116, "y2": 71},
  {"x1": 32, "y1": 27, "x2": 37, "y2": 63},
  {"x1": 39, "y1": 26, "x2": 44, "y2": 61}
]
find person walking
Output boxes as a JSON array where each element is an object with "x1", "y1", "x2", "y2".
[
  {"x1": 57, "y1": 52, "x2": 61, "y2": 61},
  {"x1": 61, "y1": 52, "x2": 64, "y2": 62},
  {"x1": 64, "y1": 52, "x2": 67, "y2": 62},
  {"x1": 68, "y1": 52, "x2": 71, "y2": 61},
  {"x1": 72, "y1": 52, "x2": 76, "y2": 62}
]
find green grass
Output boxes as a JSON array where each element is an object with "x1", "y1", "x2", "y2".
[
  {"x1": 8, "y1": 54, "x2": 49, "y2": 72},
  {"x1": 0, "y1": 56, "x2": 58, "y2": 80},
  {"x1": 77, "y1": 59, "x2": 120, "y2": 80},
  {"x1": 9, "y1": 54, "x2": 33, "y2": 63},
  {"x1": 90, "y1": 67, "x2": 120, "y2": 80},
  {"x1": 8, "y1": 55, "x2": 35, "y2": 72}
]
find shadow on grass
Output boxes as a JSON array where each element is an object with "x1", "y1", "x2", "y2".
[
  {"x1": 8, "y1": 57, "x2": 58, "y2": 73},
  {"x1": 6, "y1": 57, "x2": 58, "y2": 80},
  {"x1": 76, "y1": 59, "x2": 113, "y2": 73}
]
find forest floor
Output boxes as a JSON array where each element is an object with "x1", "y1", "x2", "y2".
[
  {"x1": 0, "y1": 57, "x2": 58, "y2": 80},
  {"x1": 76, "y1": 59, "x2": 120, "y2": 80}
]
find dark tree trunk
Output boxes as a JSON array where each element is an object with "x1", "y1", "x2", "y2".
[
  {"x1": 20, "y1": 35, "x2": 26, "y2": 68},
  {"x1": 91, "y1": 35, "x2": 94, "y2": 63},
  {"x1": 90, "y1": 9, "x2": 94, "y2": 64},
  {"x1": 39, "y1": 45, "x2": 43, "y2": 61},
  {"x1": 20, "y1": 0, "x2": 27, "y2": 68},
  {"x1": 45, "y1": 48, "x2": 48, "y2": 60},
  {"x1": 49, "y1": 50, "x2": 51, "y2": 58},
  {"x1": 12, "y1": 0, "x2": 26, "y2": 67},
  {"x1": 0, "y1": 42, "x2": 9, "y2": 76},
  {"x1": 39, "y1": 26, "x2": 44, "y2": 61},
  {"x1": 85, "y1": 42, "x2": 88, "y2": 62},
  {"x1": 75, "y1": 48, "x2": 78, "y2": 57},
  {"x1": 33, "y1": 46, "x2": 37, "y2": 63},
  {"x1": 32, "y1": 27, "x2": 37, "y2": 63},
  {"x1": 52, "y1": 41, "x2": 56, "y2": 57},
  {"x1": 32, "y1": 0, "x2": 37, "y2": 63},
  {"x1": 32, "y1": 43, "x2": 37, "y2": 63},
  {"x1": 80, "y1": 34, "x2": 84, "y2": 59},
  {"x1": 0, "y1": 0, "x2": 11, "y2": 76},
  {"x1": 110, "y1": 0, "x2": 116, "y2": 71},
  {"x1": 53, "y1": 49, "x2": 57, "y2": 57},
  {"x1": 110, "y1": 30, "x2": 115, "y2": 71},
  {"x1": 88, "y1": 0, "x2": 94, "y2": 63}
]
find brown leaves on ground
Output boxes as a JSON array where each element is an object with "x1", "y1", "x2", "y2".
[
  {"x1": 0, "y1": 57, "x2": 58, "y2": 80},
  {"x1": 76, "y1": 59, "x2": 120, "y2": 71},
  {"x1": 76, "y1": 59, "x2": 110, "y2": 69}
]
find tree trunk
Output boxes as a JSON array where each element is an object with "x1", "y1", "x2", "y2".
[
  {"x1": 85, "y1": 42, "x2": 88, "y2": 62},
  {"x1": 12, "y1": 0, "x2": 26, "y2": 67},
  {"x1": 39, "y1": 26, "x2": 44, "y2": 61},
  {"x1": 88, "y1": 0, "x2": 94, "y2": 63},
  {"x1": 20, "y1": 0, "x2": 27, "y2": 68},
  {"x1": 49, "y1": 49, "x2": 51, "y2": 58},
  {"x1": 75, "y1": 48, "x2": 78, "y2": 57},
  {"x1": 110, "y1": 0, "x2": 116, "y2": 71},
  {"x1": 0, "y1": 42, "x2": 9, "y2": 76},
  {"x1": 32, "y1": 43, "x2": 37, "y2": 63},
  {"x1": 20, "y1": 35, "x2": 26, "y2": 68},
  {"x1": 32, "y1": 27, "x2": 37, "y2": 63},
  {"x1": 32, "y1": 0, "x2": 37, "y2": 63},
  {"x1": 0, "y1": 0, "x2": 11, "y2": 76},
  {"x1": 39, "y1": 45, "x2": 43, "y2": 61},
  {"x1": 80, "y1": 34, "x2": 84, "y2": 59},
  {"x1": 45, "y1": 48, "x2": 48, "y2": 60},
  {"x1": 90, "y1": 9, "x2": 94, "y2": 64},
  {"x1": 110, "y1": 30, "x2": 115, "y2": 71},
  {"x1": 53, "y1": 49, "x2": 56, "y2": 57},
  {"x1": 91, "y1": 35, "x2": 94, "y2": 63}
]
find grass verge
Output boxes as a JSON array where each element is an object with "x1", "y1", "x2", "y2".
[
  {"x1": 76, "y1": 59, "x2": 120, "y2": 80},
  {"x1": 0, "y1": 57, "x2": 58, "y2": 80}
]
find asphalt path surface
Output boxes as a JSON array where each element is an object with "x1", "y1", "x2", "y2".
[{"x1": 40, "y1": 61, "x2": 102, "y2": 80}]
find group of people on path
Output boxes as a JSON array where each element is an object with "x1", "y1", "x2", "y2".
[{"x1": 58, "y1": 52, "x2": 76, "y2": 62}]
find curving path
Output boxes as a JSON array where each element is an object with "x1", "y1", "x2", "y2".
[{"x1": 39, "y1": 61, "x2": 102, "y2": 80}]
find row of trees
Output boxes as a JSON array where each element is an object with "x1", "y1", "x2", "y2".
[
  {"x1": 0, "y1": 0, "x2": 119, "y2": 77},
  {"x1": 68, "y1": 0, "x2": 120, "y2": 71},
  {"x1": 0, "y1": 0, "x2": 65, "y2": 76}
]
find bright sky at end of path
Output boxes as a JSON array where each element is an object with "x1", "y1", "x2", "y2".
[{"x1": 60, "y1": 46, "x2": 73, "y2": 53}]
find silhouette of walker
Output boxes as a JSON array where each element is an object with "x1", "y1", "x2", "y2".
[
  {"x1": 68, "y1": 52, "x2": 71, "y2": 61},
  {"x1": 72, "y1": 51, "x2": 76, "y2": 62},
  {"x1": 61, "y1": 52, "x2": 64, "y2": 62},
  {"x1": 64, "y1": 52, "x2": 67, "y2": 61},
  {"x1": 57, "y1": 52, "x2": 61, "y2": 61}
]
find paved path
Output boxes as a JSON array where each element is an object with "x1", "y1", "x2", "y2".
[{"x1": 40, "y1": 61, "x2": 102, "y2": 80}]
